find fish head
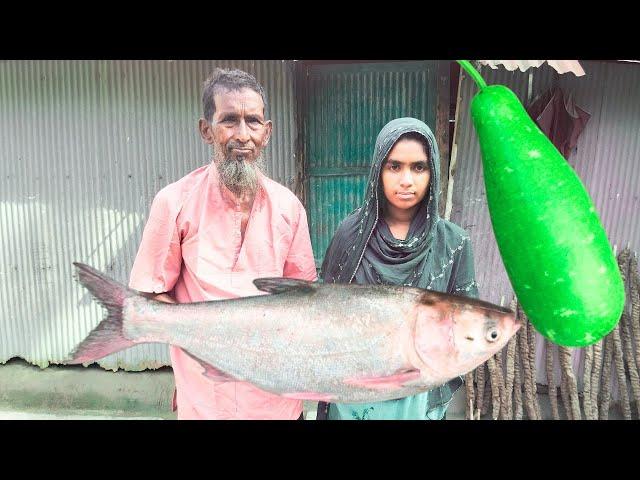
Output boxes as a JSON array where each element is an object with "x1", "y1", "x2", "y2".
[{"x1": 413, "y1": 292, "x2": 521, "y2": 379}]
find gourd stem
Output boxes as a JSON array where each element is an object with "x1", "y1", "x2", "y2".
[{"x1": 457, "y1": 60, "x2": 487, "y2": 91}]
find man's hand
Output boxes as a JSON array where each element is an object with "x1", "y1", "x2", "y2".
[{"x1": 141, "y1": 292, "x2": 176, "y2": 304}]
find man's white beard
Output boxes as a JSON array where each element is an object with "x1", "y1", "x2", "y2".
[{"x1": 213, "y1": 144, "x2": 265, "y2": 197}]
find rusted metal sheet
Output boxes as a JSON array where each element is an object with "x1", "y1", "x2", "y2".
[{"x1": 479, "y1": 60, "x2": 585, "y2": 76}]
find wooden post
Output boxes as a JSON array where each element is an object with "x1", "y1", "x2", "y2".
[
  {"x1": 293, "y1": 60, "x2": 308, "y2": 207},
  {"x1": 435, "y1": 61, "x2": 451, "y2": 218}
]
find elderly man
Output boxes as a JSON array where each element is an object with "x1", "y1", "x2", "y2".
[{"x1": 129, "y1": 68, "x2": 317, "y2": 420}]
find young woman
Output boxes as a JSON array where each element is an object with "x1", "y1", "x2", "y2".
[{"x1": 318, "y1": 117, "x2": 479, "y2": 420}]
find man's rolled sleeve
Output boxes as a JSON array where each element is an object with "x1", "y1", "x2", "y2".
[{"x1": 129, "y1": 189, "x2": 183, "y2": 294}]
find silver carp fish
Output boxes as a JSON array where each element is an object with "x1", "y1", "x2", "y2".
[{"x1": 67, "y1": 262, "x2": 520, "y2": 404}]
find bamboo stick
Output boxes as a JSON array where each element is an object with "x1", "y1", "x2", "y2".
[
  {"x1": 482, "y1": 371, "x2": 492, "y2": 416},
  {"x1": 590, "y1": 338, "x2": 603, "y2": 420},
  {"x1": 504, "y1": 336, "x2": 517, "y2": 419},
  {"x1": 514, "y1": 330, "x2": 523, "y2": 420},
  {"x1": 486, "y1": 356, "x2": 501, "y2": 420},
  {"x1": 527, "y1": 319, "x2": 542, "y2": 420},
  {"x1": 559, "y1": 361, "x2": 572, "y2": 419},
  {"x1": 503, "y1": 297, "x2": 518, "y2": 420},
  {"x1": 599, "y1": 333, "x2": 614, "y2": 420},
  {"x1": 583, "y1": 344, "x2": 593, "y2": 420},
  {"x1": 629, "y1": 253, "x2": 640, "y2": 380},
  {"x1": 476, "y1": 362, "x2": 486, "y2": 419},
  {"x1": 465, "y1": 371, "x2": 475, "y2": 420},
  {"x1": 497, "y1": 349, "x2": 509, "y2": 419},
  {"x1": 612, "y1": 323, "x2": 632, "y2": 420},
  {"x1": 545, "y1": 339, "x2": 560, "y2": 420},
  {"x1": 559, "y1": 346, "x2": 581, "y2": 420},
  {"x1": 518, "y1": 307, "x2": 538, "y2": 419},
  {"x1": 614, "y1": 249, "x2": 632, "y2": 420}
]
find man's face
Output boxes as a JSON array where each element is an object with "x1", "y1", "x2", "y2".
[
  {"x1": 199, "y1": 87, "x2": 272, "y2": 195},
  {"x1": 200, "y1": 87, "x2": 272, "y2": 162}
]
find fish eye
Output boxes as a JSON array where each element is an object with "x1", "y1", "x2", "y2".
[{"x1": 485, "y1": 328, "x2": 500, "y2": 343}]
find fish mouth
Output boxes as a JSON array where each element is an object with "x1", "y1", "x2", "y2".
[
  {"x1": 513, "y1": 316, "x2": 523, "y2": 333},
  {"x1": 499, "y1": 313, "x2": 522, "y2": 340}
]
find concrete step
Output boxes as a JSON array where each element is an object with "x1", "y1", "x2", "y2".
[
  {"x1": 0, "y1": 409, "x2": 165, "y2": 420},
  {"x1": 0, "y1": 358, "x2": 177, "y2": 419},
  {"x1": 10, "y1": 357, "x2": 629, "y2": 420}
]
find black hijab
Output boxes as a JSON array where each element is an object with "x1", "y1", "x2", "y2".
[{"x1": 321, "y1": 117, "x2": 441, "y2": 287}]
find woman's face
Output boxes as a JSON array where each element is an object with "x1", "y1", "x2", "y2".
[{"x1": 380, "y1": 138, "x2": 431, "y2": 213}]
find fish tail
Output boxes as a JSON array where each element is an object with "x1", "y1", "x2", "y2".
[{"x1": 66, "y1": 262, "x2": 138, "y2": 365}]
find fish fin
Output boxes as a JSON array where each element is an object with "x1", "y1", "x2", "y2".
[
  {"x1": 182, "y1": 350, "x2": 236, "y2": 382},
  {"x1": 253, "y1": 277, "x2": 316, "y2": 295},
  {"x1": 344, "y1": 369, "x2": 421, "y2": 390},
  {"x1": 282, "y1": 392, "x2": 336, "y2": 402},
  {"x1": 65, "y1": 263, "x2": 138, "y2": 365}
]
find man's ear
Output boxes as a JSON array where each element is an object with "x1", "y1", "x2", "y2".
[
  {"x1": 199, "y1": 118, "x2": 214, "y2": 145},
  {"x1": 263, "y1": 120, "x2": 273, "y2": 146}
]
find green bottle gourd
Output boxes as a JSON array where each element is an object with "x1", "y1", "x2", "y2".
[{"x1": 457, "y1": 60, "x2": 624, "y2": 347}]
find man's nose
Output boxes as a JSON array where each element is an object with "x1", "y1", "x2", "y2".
[{"x1": 233, "y1": 120, "x2": 251, "y2": 143}]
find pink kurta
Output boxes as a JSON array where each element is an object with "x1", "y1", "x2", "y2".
[{"x1": 129, "y1": 163, "x2": 317, "y2": 419}]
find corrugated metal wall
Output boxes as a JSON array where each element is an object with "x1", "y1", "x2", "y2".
[
  {"x1": 558, "y1": 61, "x2": 640, "y2": 247},
  {"x1": 0, "y1": 60, "x2": 297, "y2": 370},
  {"x1": 449, "y1": 61, "x2": 640, "y2": 388}
]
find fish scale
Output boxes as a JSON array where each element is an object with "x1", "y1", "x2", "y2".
[{"x1": 130, "y1": 288, "x2": 410, "y2": 395}]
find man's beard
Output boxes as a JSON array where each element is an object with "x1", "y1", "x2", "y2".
[{"x1": 213, "y1": 143, "x2": 266, "y2": 197}]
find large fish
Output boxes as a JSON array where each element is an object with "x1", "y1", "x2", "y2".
[{"x1": 67, "y1": 262, "x2": 521, "y2": 404}]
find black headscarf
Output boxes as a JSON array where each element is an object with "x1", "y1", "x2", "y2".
[{"x1": 321, "y1": 117, "x2": 441, "y2": 288}]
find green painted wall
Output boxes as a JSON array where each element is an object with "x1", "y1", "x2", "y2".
[{"x1": 302, "y1": 61, "x2": 439, "y2": 267}]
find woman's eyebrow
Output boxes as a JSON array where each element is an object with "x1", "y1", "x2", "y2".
[{"x1": 385, "y1": 158, "x2": 429, "y2": 164}]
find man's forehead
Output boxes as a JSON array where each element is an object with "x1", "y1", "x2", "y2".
[{"x1": 213, "y1": 87, "x2": 265, "y2": 113}]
